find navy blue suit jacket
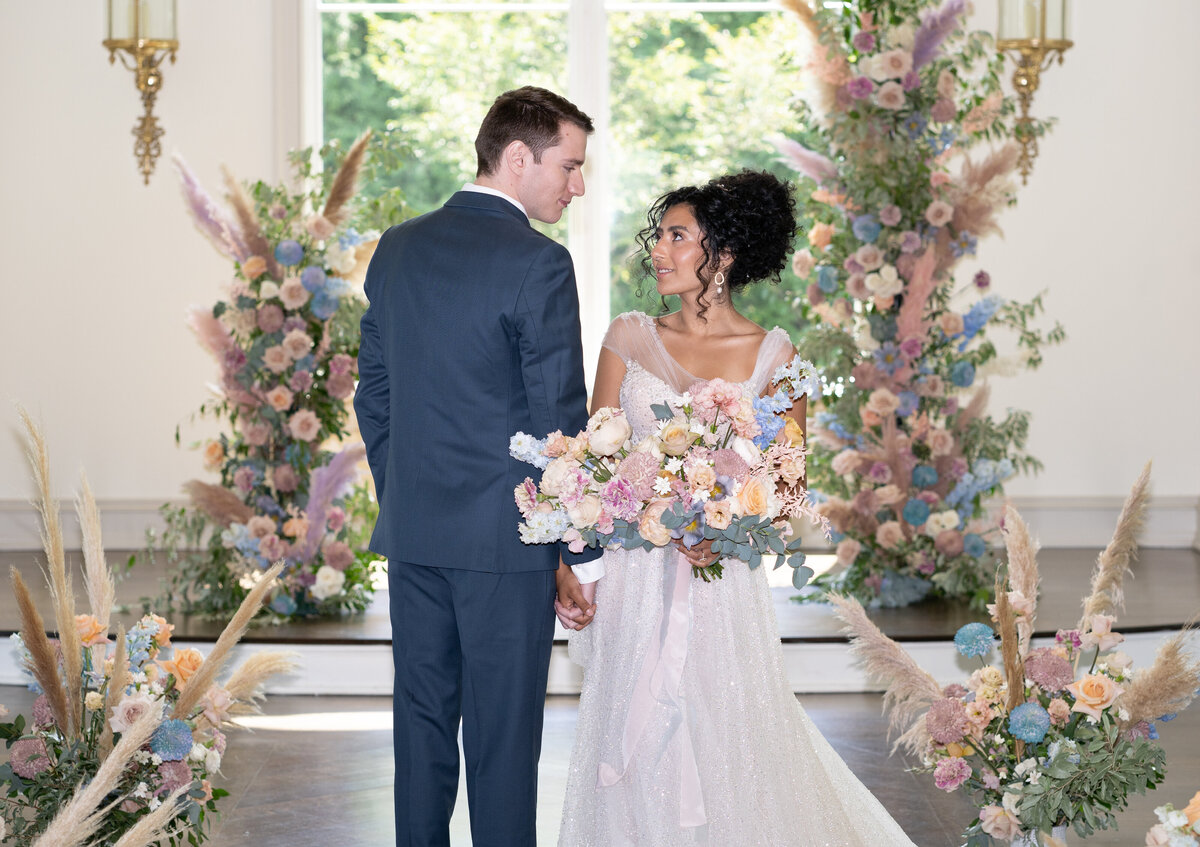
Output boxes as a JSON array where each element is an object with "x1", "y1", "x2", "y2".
[{"x1": 354, "y1": 190, "x2": 601, "y2": 573}]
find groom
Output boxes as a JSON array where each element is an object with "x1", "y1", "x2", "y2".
[{"x1": 355, "y1": 86, "x2": 604, "y2": 847}]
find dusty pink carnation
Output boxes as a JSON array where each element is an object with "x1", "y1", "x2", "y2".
[
  {"x1": 1025, "y1": 649, "x2": 1075, "y2": 693},
  {"x1": 10, "y1": 738, "x2": 51, "y2": 777},
  {"x1": 926, "y1": 697, "x2": 970, "y2": 744},
  {"x1": 273, "y1": 464, "x2": 299, "y2": 493},
  {"x1": 242, "y1": 421, "x2": 272, "y2": 447},
  {"x1": 326, "y1": 506, "x2": 346, "y2": 532},
  {"x1": 32, "y1": 694, "x2": 56, "y2": 727},
  {"x1": 930, "y1": 98, "x2": 957, "y2": 123},
  {"x1": 327, "y1": 372, "x2": 356, "y2": 400},
  {"x1": 616, "y1": 451, "x2": 661, "y2": 501},
  {"x1": 246, "y1": 515, "x2": 276, "y2": 539},
  {"x1": 289, "y1": 370, "x2": 314, "y2": 393},
  {"x1": 322, "y1": 540, "x2": 355, "y2": 571},
  {"x1": 257, "y1": 303, "x2": 284, "y2": 334},
  {"x1": 934, "y1": 529, "x2": 964, "y2": 556},
  {"x1": 156, "y1": 759, "x2": 194, "y2": 795},
  {"x1": 258, "y1": 533, "x2": 287, "y2": 561},
  {"x1": 934, "y1": 757, "x2": 972, "y2": 791},
  {"x1": 330, "y1": 353, "x2": 356, "y2": 376},
  {"x1": 282, "y1": 329, "x2": 313, "y2": 360}
]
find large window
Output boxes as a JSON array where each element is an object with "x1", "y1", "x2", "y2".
[{"x1": 315, "y1": 1, "x2": 806, "y2": 372}]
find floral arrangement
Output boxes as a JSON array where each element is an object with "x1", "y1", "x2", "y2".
[
  {"x1": 1, "y1": 412, "x2": 296, "y2": 846},
  {"x1": 511, "y1": 356, "x2": 827, "y2": 584},
  {"x1": 154, "y1": 132, "x2": 401, "y2": 621},
  {"x1": 1146, "y1": 791, "x2": 1200, "y2": 847},
  {"x1": 775, "y1": 0, "x2": 1064, "y2": 607},
  {"x1": 829, "y1": 464, "x2": 1200, "y2": 845}
]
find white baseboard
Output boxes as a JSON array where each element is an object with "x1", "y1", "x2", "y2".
[{"x1": 1, "y1": 495, "x2": 1198, "y2": 552}]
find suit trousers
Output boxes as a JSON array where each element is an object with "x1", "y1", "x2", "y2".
[{"x1": 389, "y1": 561, "x2": 557, "y2": 847}]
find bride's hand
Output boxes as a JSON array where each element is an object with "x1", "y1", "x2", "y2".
[
  {"x1": 555, "y1": 560, "x2": 598, "y2": 630},
  {"x1": 675, "y1": 537, "x2": 719, "y2": 570}
]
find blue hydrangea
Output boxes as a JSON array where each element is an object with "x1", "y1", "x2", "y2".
[
  {"x1": 896, "y1": 390, "x2": 919, "y2": 417},
  {"x1": 292, "y1": 354, "x2": 315, "y2": 373},
  {"x1": 902, "y1": 498, "x2": 931, "y2": 526},
  {"x1": 271, "y1": 593, "x2": 298, "y2": 615},
  {"x1": 311, "y1": 287, "x2": 341, "y2": 320},
  {"x1": 872, "y1": 571, "x2": 933, "y2": 608},
  {"x1": 954, "y1": 622, "x2": 995, "y2": 658},
  {"x1": 274, "y1": 240, "x2": 304, "y2": 266},
  {"x1": 903, "y1": 114, "x2": 928, "y2": 139},
  {"x1": 255, "y1": 495, "x2": 286, "y2": 517},
  {"x1": 949, "y1": 361, "x2": 976, "y2": 388},
  {"x1": 338, "y1": 228, "x2": 366, "y2": 248},
  {"x1": 912, "y1": 464, "x2": 938, "y2": 488},
  {"x1": 851, "y1": 214, "x2": 881, "y2": 243},
  {"x1": 508, "y1": 432, "x2": 549, "y2": 469},
  {"x1": 929, "y1": 127, "x2": 958, "y2": 153},
  {"x1": 150, "y1": 718, "x2": 194, "y2": 761},
  {"x1": 816, "y1": 265, "x2": 839, "y2": 293},
  {"x1": 950, "y1": 230, "x2": 978, "y2": 258},
  {"x1": 300, "y1": 266, "x2": 327, "y2": 293},
  {"x1": 1008, "y1": 702, "x2": 1052, "y2": 743},
  {"x1": 816, "y1": 412, "x2": 857, "y2": 443},
  {"x1": 963, "y1": 533, "x2": 987, "y2": 558},
  {"x1": 946, "y1": 458, "x2": 1015, "y2": 509}
]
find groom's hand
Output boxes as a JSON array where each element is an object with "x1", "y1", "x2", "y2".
[{"x1": 555, "y1": 560, "x2": 597, "y2": 630}]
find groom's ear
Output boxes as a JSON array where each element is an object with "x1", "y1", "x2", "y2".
[{"x1": 502, "y1": 139, "x2": 531, "y2": 177}]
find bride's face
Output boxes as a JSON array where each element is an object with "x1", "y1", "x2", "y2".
[{"x1": 649, "y1": 204, "x2": 710, "y2": 298}]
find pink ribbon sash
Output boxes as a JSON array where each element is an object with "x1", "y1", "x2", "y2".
[{"x1": 597, "y1": 552, "x2": 706, "y2": 827}]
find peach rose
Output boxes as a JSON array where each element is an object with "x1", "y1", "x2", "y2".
[
  {"x1": 836, "y1": 538, "x2": 861, "y2": 566},
  {"x1": 75, "y1": 614, "x2": 108, "y2": 647},
  {"x1": 938, "y1": 312, "x2": 965, "y2": 336},
  {"x1": 279, "y1": 278, "x2": 310, "y2": 310},
  {"x1": 875, "y1": 521, "x2": 904, "y2": 549},
  {"x1": 866, "y1": 388, "x2": 901, "y2": 416},
  {"x1": 808, "y1": 222, "x2": 835, "y2": 251},
  {"x1": 777, "y1": 453, "x2": 806, "y2": 485},
  {"x1": 241, "y1": 255, "x2": 267, "y2": 279},
  {"x1": 1183, "y1": 790, "x2": 1200, "y2": 826},
  {"x1": 688, "y1": 462, "x2": 717, "y2": 493},
  {"x1": 1066, "y1": 673, "x2": 1123, "y2": 720},
  {"x1": 978, "y1": 805, "x2": 1021, "y2": 840},
  {"x1": 150, "y1": 614, "x2": 174, "y2": 647},
  {"x1": 657, "y1": 420, "x2": 693, "y2": 457},
  {"x1": 928, "y1": 428, "x2": 955, "y2": 456},
  {"x1": 266, "y1": 385, "x2": 294, "y2": 412},
  {"x1": 568, "y1": 494, "x2": 602, "y2": 530},
  {"x1": 737, "y1": 476, "x2": 771, "y2": 516},
  {"x1": 539, "y1": 457, "x2": 580, "y2": 497},
  {"x1": 639, "y1": 500, "x2": 673, "y2": 547},
  {"x1": 160, "y1": 647, "x2": 205, "y2": 689},
  {"x1": 875, "y1": 484, "x2": 906, "y2": 506},
  {"x1": 282, "y1": 516, "x2": 309, "y2": 538},
  {"x1": 792, "y1": 248, "x2": 816, "y2": 278},
  {"x1": 282, "y1": 328, "x2": 313, "y2": 360},
  {"x1": 831, "y1": 449, "x2": 862, "y2": 476},
  {"x1": 202, "y1": 440, "x2": 225, "y2": 471},
  {"x1": 854, "y1": 243, "x2": 884, "y2": 272},
  {"x1": 860, "y1": 408, "x2": 882, "y2": 428},
  {"x1": 288, "y1": 409, "x2": 321, "y2": 441},
  {"x1": 263, "y1": 345, "x2": 291, "y2": 374},
  {"x1": 704, "y1": 499, "x2": 734, "y2": 531}
]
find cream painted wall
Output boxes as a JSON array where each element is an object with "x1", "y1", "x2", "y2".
[{"x1": 0, "y1": 1, "x2": 1196, "y2": 547}]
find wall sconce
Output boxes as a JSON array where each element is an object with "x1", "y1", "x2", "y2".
[
  {"x1": 103, "y1": 0, "x2": 178, "y2": 185},
  {"x1": 996, "y1": 0, "x2": 1072, "y2": 184}
]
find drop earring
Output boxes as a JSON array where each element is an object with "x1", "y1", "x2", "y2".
[{"x1": 714, "y1": 271, "x2": 725, "y2": 296}]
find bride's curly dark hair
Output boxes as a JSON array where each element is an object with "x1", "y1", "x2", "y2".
[{"x1": 635, "y1": 170, "x2": 797, "y2": 320}]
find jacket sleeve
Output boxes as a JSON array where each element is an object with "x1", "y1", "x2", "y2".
[
  {"x1": 513, "y1": 242, "x2": 603, "y2": 567},
  {"x1": 353, "y1": 249, "x2": 391, "y2": 505}
]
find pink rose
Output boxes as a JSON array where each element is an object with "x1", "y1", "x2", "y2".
[
  {"x1": 879, "y1": 205, "x2": 902, "y2": 227},
  {"x1": 875, "y1": 81, "x2": 906, "y2": 110},
  {"x1": 1080, "y1": 614, "x2": 1125, "y2": 652},
  {"x1": 330, "y1": 353, "x2": 356, "y2": 376},
  {"x1": 925, "y1": 201, "x2": 954, "y2": 227},
  {"x1": 866, "y1": 388, "x2": 901, "y2": 416},
  {"x1": 282, "y1": 328, "x2": 313, "y2": 360},
  {"x1": 279, "y1": 278, "x2": 310, "y2": 311},
  {"x1": 273, "y1": 464, "x2": 299, "y2": 492},
  {"x1": 322, "y1": 540, "x2": 355, "y2": 571},
  {"x1": 242, "y1": 421, "x2": 272, "y2": 446},
  {"x1": 326, "y1": 506, "x2": 345, "y2": 532},
  {"x1": 288, "y1": 409, "x2": 321, "y2": 442},
  {"x1": 327, "y1": 372, "x2": 356, "y2": 400},
  {"x1": 937, "y1": 68, "x2": 957, "y2": 98},
  {"x1": 257, "y1": 303, "x2": 284, "y2": 333},
  {"x1": 290, "y1": 370, "x2": 314, "y2": 393},
  {"x1": 246, "y1": 515, "x2": 276, "y2": 539},
  {"x1": 836, "y1": 538, "x2": 861, "y2": 566},
  {"x1": 875, "y1": 521, "x2": 904, "y2": 550},
  {"x1": 266, "y1": 385, "x2": 295, "y2": 412},
  {"x1": 831, "y1": 449, "x2": 862, "y2": 476},
  {"x1": 263, "y1": 345, "x2": 291, "y2": 374},
  {"x1": 854, "y1": 244, "x2": 884, "y2": 271},
  {"x1": 931, "y1": 98, "x2": 957, "y2": 123},
  {"x1": 978, "y1": 805, "x2": 1021, "y2": 840},
  {"x1": 878, "y1": 49, "x2": 913, "y2": 79},
  {"x1": 846, "y1": 273, "x2": 870, "y2": 300},
  {"x1": 934, "y1": 529, "x2": 964, "y2": 556},
  {"x1": 928, "y1": 428, "x2": 955, "y2": 456},
  {"x1": 930, "y1": 172, "x2": 953, "y2": 189},
  {"x1": 109, "y1": 692, "x2": 160, "y2": 734},
  {"x1": 851, "y1": 489, "x2": 880, "y2": 515},
  {"x1": 792, "y1": 248, "x2": 816, "y2": 278},
  {"x1": 258, "y1": 533, "x2": 287, "y2": 561}
]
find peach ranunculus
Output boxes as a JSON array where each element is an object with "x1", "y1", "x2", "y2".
[
  {"x1": 657, "y1": 420, "x2": 693, "y2": 457},
  {"x1": 159, "y1": 647, "x2": 205, "y2": 689},
  {"x1": 836, "y1": 538, "x2": 862, "y2": 566},
  {"x1": 202, "y1": 440, "x2": 225, "y2": 471},
  {"x1": 75, "y1": 614, "x2": 108, "y2": 647},
  {"x1": 1080, "y1": 614, "x2": 1125, "y2": 652},
  {"x1": 866, "y1": 388, "x2": 901, "y2": 416},
  {"x1": 241, "y1": 255, "x2": 268, "y2": 279},
  {"x1": 288, "y1": 409, "x2": 321, "y2": 442},
  {"x1": 150, "y1": 614, "x2": 174, "y2": 647},
  {"x1": 1066, "y1": 673, "x2": 1124, "y2": 720},
  {"x1": 737, "y1": 476, "x2": 771, "y2": 517},
  {"x1": 875, "y1": 484, "x2": 906, "y2": 506},
  {"x1": 875, "y1": 521, "x2": 904, "y2": 550},
  {"x1": 703, "y1": 499, "x2": 734, "y2": 531},
  {"x1": 978, "y1": 805, "x2": 1021, "y2": 840},
  {"x1": 639, "y1": 500, "x2": 673, "y2": 547},
  {"x1": 688, "y1": 461, "x2": 718, "y2": 494},
  {"x1": 246, "y1": 515, "x2": 277, "y2": 539},
  {"x1": 266, "y1": 385, "x2": 294, "y2": 413},
  {"x1": 808, "y1": 222, "x2": 835, "y2": 251},
  {"x1": 928, "y1": 428, "x2": 955, "y2": 456},
  {"x1": 282, "y1": 515, "x2": 309, "y2": 538}
]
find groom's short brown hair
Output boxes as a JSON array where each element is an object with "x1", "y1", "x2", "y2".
[{"x1": 475, "y1": 86, "x2": 594, "y2": 177}]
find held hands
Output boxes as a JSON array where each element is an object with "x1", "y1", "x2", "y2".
[
  {"x1": 675, "y1": 537, "x2": 719, "y2": 570},
  {"x1": 555, "y1": 560, "x2": 597, "y2": 631}
]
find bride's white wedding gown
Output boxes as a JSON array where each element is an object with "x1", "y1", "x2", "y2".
[{"x1": 558, "y1": 312, "x2": 917, "y2": 846}]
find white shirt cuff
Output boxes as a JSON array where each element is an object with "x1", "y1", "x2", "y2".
[{"x1": 571, "y1": 558, "x2": 605, "y2": 584}]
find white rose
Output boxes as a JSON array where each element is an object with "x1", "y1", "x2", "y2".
[
  {"x1": 205, "y1": 748, "x2": 222, "y2": 772},
  {"x1": 190, "y1": 743, "x2": 208, "y2": 762},
  {"x1": 633, "y1": 436, "x2": 663, "y2": 460},
  {"x1": 326, "y1": 243, "x2": 358, "y2": 274},
  {"x1": 539, "y1": 457, "x2": 580, "y2": 497},
  {"x1": 854, "y1": 320, "x2": 880, "y2": 353},
  {"x1": 887, "y1": 23, "x2": 916, "y2": 50},
  {"x1": 259, "y1": 281, "x2": 280, "y2": 300},
  {"x1": 568, "y1": 494, "x2": 602, "y2": 529},
  {"x1": 925, "y1": 510, "x2": 961, "y2": 536},
  {"x1": 310, "y1": 565, "x2": 346, "y2": 601},
  {"x1": 729, "y1": 436, "x2": 761, "y2": 467},
  {"x1": 865, "y1": 265, "x2": 903, "y2": 297},
  {"x1": 590, "y1": 413, "x2": 632, "y2": 456}
]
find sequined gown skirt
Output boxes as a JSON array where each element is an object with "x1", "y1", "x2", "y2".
[{"x1": 558, "y1": 545, "x2": 918, "y2": 846}]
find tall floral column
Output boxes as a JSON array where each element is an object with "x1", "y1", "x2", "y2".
[{"x1": 778, "y1": 0, "x2": 1063, "y2": 608}]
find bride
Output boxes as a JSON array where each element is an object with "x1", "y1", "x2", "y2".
[{"x1": 557, "y1": 171, "x2": 917, "y2": 845}]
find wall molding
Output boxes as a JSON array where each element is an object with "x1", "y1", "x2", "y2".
[{"x1": 1, "y1": 495, "x2": 1197, "y2": 552}]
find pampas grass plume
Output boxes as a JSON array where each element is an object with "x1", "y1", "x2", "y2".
[
  {"x1": 322, "y1": 130, "x2": 371, "y2": 226},
  {"x1": 109, "y1": 786, "x2": 190, "y2": 847},
  {"x1": 11, "y1": 566, "x2": 71, "y2": 734},
  {"x1": 184, "y1": 480, "x2": 255, "y2": 527},
  {"x1": 222, "y1": 651, "x2": 300, "y2": 718},
  {"x1": 1118, "y1": 623, "x2": 1200, "y2": 728},
  {"x1": 1080, "y1": 462, "x2": 1151, "y2": 627},
  {"x1": 76, "y1": 471, "x2": 115, "y2": 631},
  {"x1": 1001, "y1": 502, "x2": 1040, "y2": 653}
]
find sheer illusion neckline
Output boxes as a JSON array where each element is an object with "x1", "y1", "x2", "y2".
[{"x1": 639, "y1": 311, "x2": 774, "y2": 385}]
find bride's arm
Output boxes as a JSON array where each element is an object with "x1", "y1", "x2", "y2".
[{"x1": 589, "y1": 347, "x2": 626, "y2": 414}]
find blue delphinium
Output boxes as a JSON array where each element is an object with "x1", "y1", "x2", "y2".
[
  {"x1": 752, "y1": 390, "x2": 790, "y2": 448},
  {"x1": 300, "y1": 265, "x2": 327, "y2": 293},
  {"x1": 958, "y1": 296, "x2": 1004, "y2": 349},
  {"x1": 1009, "y1": 702, "x2": 1052, "y2": 743},
  {"x1": 902, "y1": 498, "x2": 931, "y2": 526},
  {"x1": 508, "y1": 432, "x2": 549, "y2": 469},
  {"x1": 772, "y1": 357, "x2": 822, "y2": 400},
  {"x1": 851, "y1": 214, "x2": 881, "y2": 244},
  {"x1": 150, "y1": 719, "x2": 195, "y2": 761},
  {"x1": 946, "y1": 458, "x2": 1015, "y2": 510},
  {"x1": 954, "y1": 622, "x2": 995, "y2": 658},
  {"x1": 912, "y1": 464, "x2": 938, "y2": 488},
  {"x1": 963, "y1": 533, "x2": 987, "y2": 558},
  {"x1": 950, "y1": 230, "x2": 978, "y2": 258},
  {"x1": 816, "y1": 264, "x2": 839, "y2": 293},
  {"x1": 949, "y1": 360, "x2": 975, "y2": 388},
  {"x1": 274, "y1": 239, "x2": 304, "y2": 266},
  {"x1": 124, "y1": 617, "x2": 162, "y2": 670}
]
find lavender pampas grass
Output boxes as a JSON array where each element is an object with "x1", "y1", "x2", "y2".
[
  {"x1": 321, "y1": 130, "x2": 371, "y2": 226},
  {"x1": 186, "y1": 307, "x2": 237, "y2": 360},
  {"x1": 772, "y1": 136, "x2": 839, "y2": 184},
  {"x1": 828, "y1": 593, "x2": 944, "y2": 754},
  {"x1": 911, "y1": 0, "x2": 968, "y2": 70},
  {"x1": 301, "y1": 443, "x2": 367, "y2": 558},
  {"x1": 1079, "y1": 462, "x2": 1151, "y2": 626},
  {"x1": 172, "y1": 154, "x2": 247, "y2": 262}
]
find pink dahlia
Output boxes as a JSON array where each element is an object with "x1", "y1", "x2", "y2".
[
  {"x1": 156, "y1": 759, "x2": 194, "y2": 794},
  {"x1": 11, "y1": 738, "x2": 51, "y2": 778},
  {"x1": 926, "y1": 697, "x2": 970, "y2": 745},
  {"x1": 934, "y1": 757, "x2": 972, "y2": 791}
]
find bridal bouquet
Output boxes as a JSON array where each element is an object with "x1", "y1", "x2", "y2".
[
  {"x1": 1145, "y1": 791, "x2": 1200, "y2": 846},
  {"x1": 830, "y1": 465, "x2": 1200, "y2": 845},
  {"x1": 511, "y1": 356, "x2": 828, "y2": 584},
  {"x1": 1, "y1": 413, "x2": 296, "y2": 846}
]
